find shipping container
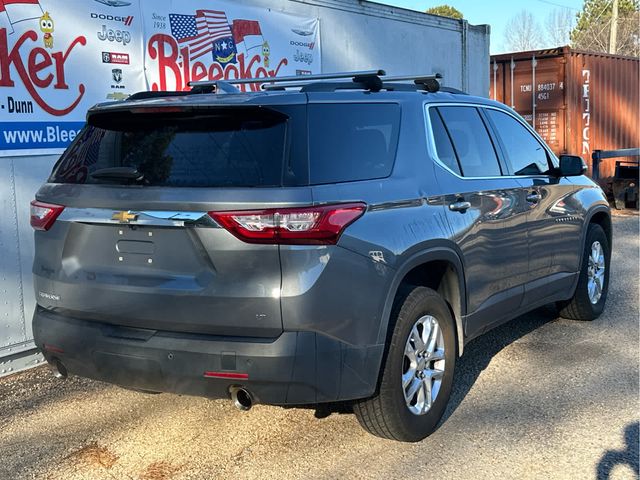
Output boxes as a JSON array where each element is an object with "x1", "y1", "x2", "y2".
[{"x1": 490, "y1": 46, "x2": 639, "y2": 180}]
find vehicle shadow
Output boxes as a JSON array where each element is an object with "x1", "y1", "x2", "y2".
[
  {"x1": 440, "y1": 305, "x2": 559, "y2": 425},
  {"x1": 596, "y1": 422, "x2": 640, "y2": 480}
]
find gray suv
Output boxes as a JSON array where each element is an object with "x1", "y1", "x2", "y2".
[{"x1": 31, "y1": 71, "x2": 611, "y2": 442}]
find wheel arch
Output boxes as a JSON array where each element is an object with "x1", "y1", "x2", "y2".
[
  {"x1": 587, "y1": 207, "x2": 612, "y2": 247},
  {"x1": 581, "y1": 206, "x2": 612, "y2": 266},
  {"x1": 376, "y1": 245, "x2": 467, "y2": 356}
]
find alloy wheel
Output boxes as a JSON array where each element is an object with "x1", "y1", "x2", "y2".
[
  {"x1": 402, "y1": 315, "x2": 445, "y2": 415},
  {"x1": 587, "y1": 240, "x2": 606, "y2": 304}
]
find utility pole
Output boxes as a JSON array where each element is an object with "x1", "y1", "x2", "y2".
[{"x1": 609, "y1": 0, "x2": 619, "y2": 54}]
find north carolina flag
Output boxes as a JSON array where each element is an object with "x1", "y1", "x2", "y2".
[
  {"x1": 2, "y1": 0, "x2": 42, "y2": 24},
  {"x1": 232, "y1": 19, "x2": 263, "y2": 53}
]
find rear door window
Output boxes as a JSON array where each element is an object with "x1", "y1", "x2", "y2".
[
  {"x1": 308, "y1": 103, "x2": 401, "y2": 184},
  {"x1": 484, "y1": 109, "x2": 551, "y2": 175},
  {"x1": 50, "y1": 107, "x2": 294, "y2": 187},
  {"x1": 437, "y1": 106, "x2": 502, "y2": 177}
]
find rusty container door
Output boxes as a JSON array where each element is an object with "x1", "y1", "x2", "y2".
[
  {"x1": 490, "y1": 49, "x2": 567, "y2": 157},
  {"x1": 490, "y1": 47, "x2": 639, "y2": 180}
]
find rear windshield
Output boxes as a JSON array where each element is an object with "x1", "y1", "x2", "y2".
[
  {"x1": 49, "y1": 102, "x2": 401, "y2": 187},
  {"x1": 308, "y1": 103, "x2": 401, "y2": 184},
  {"x1": 50, "y1": 107, "x2": 290, "y2": 187}
]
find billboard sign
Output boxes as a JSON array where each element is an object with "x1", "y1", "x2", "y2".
[{"x1": 0, "y1": 0, "x2": 320, "y2": 156}]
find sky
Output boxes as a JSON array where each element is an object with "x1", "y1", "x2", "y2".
[{"x1": 376, "y1": 0, "x2": 586, "y2": 54}]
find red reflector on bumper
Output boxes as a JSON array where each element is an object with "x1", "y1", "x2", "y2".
[{"x1": 203, "y1": 371, "x2": 249, "y2": 380}]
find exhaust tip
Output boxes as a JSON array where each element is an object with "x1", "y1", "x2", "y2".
[
  {"x1": 50, "y1": 359, "x2": 67, "y2": 379},
  {"x1": 229, "y1": 386, "x2": 253, "y2": 411}
]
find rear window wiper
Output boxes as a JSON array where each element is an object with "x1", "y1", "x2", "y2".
[{"x1": 90, "y1": 167, "x2": 145, "y2": 184}]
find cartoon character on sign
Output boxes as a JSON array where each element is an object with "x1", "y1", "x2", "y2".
[
  {"x1": 39, "y1": 12, "x2": 54, "y2": 49},
  {"x1": 262, "y1": 41, "x2": 270, "y2": 68}
]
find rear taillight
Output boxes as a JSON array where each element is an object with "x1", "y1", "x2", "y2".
[
  {"x1": 209, "y1": 203, "x2": 366, "y2": 245},
  {"x1": 30, "y1": 200, "x2": 65, "y2": 231}
]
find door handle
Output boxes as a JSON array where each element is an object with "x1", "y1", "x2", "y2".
[
  {"x1": 449, "y1": 200, "x2": 471, "y2": 212},
  {"x1": 526, "y1": 192, "x2": 542, "y2": 203}
]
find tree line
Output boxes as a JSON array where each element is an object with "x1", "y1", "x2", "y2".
[{"x1": 425, "y1": 1, "x2": 640, "y2": 56}]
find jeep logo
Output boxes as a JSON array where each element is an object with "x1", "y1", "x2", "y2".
[
  {"x1": 90, "y1": 13, "x2": 133, "y2": 26},
  {"x1": 97, "y1": 25, "x2": 131, "y2": 45}
]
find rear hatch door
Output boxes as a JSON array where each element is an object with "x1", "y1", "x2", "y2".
[{"x1": 34, "y1": 100, "x2": 309, "y2": 338}]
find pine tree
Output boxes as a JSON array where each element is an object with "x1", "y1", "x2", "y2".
[{"x1": 571, "y1": 0, "x2": 639, "y2": 55}]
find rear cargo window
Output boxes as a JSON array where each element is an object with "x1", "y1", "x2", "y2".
[
  {"x1": 308, "y1": 103, "x2": 400, "y2": 184},
  {"x1": 49, "y1": 108, "x2": 292, "y2": 187}
]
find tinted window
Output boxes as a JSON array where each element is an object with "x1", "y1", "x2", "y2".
[
  {"x1": 50, "y1": 108, "x2": 290, "y2": 187},
  {"x1": 437, "y1": 106, "x2": 502, "y2": 177},
  {"x1": 429, "y1": 108, "x2": 461, "y2": 175},
  {"x1": 308, "y1": 103, "x2": 400, "y2": 184},
  {"x1": 485, "y1": 109, "x2": 551, "y2": 175}
]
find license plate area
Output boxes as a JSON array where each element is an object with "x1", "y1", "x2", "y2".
[
  {"x1": 115, "y1": 225, "x2": 157, "y2": 265},
  {"x1": 63, "y1": 222, "x2": 207, "y2": 275}
]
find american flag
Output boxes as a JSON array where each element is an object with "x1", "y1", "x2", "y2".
[{"x1": 169, "y1": 9, "x2": 233, "y2": 61}]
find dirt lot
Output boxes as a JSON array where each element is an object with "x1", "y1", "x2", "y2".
[{"x1": 1, "y1": 215, "x2": 638, "y2": 480}]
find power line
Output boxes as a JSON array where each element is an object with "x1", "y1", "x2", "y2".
[
  {"x1": 534, "y1": 0, "x2": 581, "y2": 11},
  {"x1": 573, "y1": 0, "x2": 615, "y2": 50},
  {"x1": 590, "y1": 0, "x2": 614, "y2": 26}
]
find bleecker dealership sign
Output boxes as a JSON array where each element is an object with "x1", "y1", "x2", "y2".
[
  {"x1": 0, "y1": 0, "x2": 145, "y2": 156},
  {"x1": 0, "y1": 0, "x2": 321, "y2": 156},
  {"x1": 142, "y1": 0, "x2": 320, "y2": 92}
]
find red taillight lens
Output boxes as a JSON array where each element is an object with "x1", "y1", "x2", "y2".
[
  {"x1": 30, "y1": 200, "x2": 65, "y2": 231},
  {"x1": 209, "y1": 203, "x2": 366, "y2": 245}
]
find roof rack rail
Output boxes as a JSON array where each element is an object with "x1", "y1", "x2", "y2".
[
  {"x1": 382, "y1": 73, "x2": 443, "y2": 92},
  {"x1": 188, "y1": 70, "x2": 386, "y2": 90},
  {"x1": 127, "y1": 71, "x2": 463, "y2": 98},
  {"x1": 264, "y1": 73, "x2": 385, "y2": 93},
  {"x1": 382, "y1": 73, "x2": 442, "y2": 82},
  {"x1": 261, "y1": 72, "x2": 446, "y2": 93}
]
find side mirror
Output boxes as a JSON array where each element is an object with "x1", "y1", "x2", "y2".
[{"x1": 558, "y1": 155, "x2": 587, "y2": 177}]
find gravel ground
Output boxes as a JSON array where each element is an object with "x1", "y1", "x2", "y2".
[{"x1": 1, "y1": 215, "x2": 638, "y2": 480}]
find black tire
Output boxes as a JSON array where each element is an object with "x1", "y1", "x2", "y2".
[
  {"x1": 557, "y1": 223, "x2": 610, "y2": 321},
  {"x1": 353, "y1": 286, "x2": 456, "y2": 442}
]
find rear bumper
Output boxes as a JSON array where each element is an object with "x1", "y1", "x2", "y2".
[{"x1": 33, "y1": 308, "x2": 383, "y2": 405}]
